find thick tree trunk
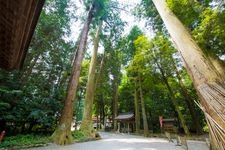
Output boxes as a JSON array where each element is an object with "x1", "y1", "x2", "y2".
[
  {"x1": 152, "y1": 0, "x2": 225, "y2": 149},
  {"x1": 134, "y1": 80, "x2": 140, "y2": 134},
  {"x1": 80, "y1": 21, "x2": 102, "y2": 137},
  {"x1": 95, "y1": 54, "x2": 105, "y2": 130},
  {"x1": 51, "y1": 6, "x2": 94, "y2": 145},
  {"x1": 94, "y1": 53, "x2": 105, "y2": 91},
  {"x1": 207, "y1": 55, "x2": 225, "y2": 79},
  {"x1": 139, "y1": 77, "x2": 149, "y2": 137}
]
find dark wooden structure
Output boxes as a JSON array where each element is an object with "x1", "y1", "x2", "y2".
[
  {"x1": 115, "y1": 112, "x2": 135, "y2": 133},
  {"x1": 161, "y1": 118, "x2": 178, "y2": 133},
  {"x1": 0, "y1": 0, "x2": 45, "y2": 70}
]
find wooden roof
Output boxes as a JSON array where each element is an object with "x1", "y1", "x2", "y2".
[
  {"x1": 163, "y1": 118, "x2": 177, "y2": 122},
  {"x1": 0, "y1": 0, "x2": 45, "y2": 70},
  {"x1": 115, "y1": 112, "x2": 134, "y2": 121}
]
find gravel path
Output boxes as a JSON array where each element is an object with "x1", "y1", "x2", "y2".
[
  {"x1": 27, "y1": 132, "x2": 183, "y2": 150},
  {"x1": 26, "y1": 132, "x2": 208, "y2": 150},
  {"x1": 187, "y1": 140, "x2": 208, "y2": 150}
]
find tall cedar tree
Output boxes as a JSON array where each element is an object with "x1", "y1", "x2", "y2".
[
  {"x1": 152, "y1": 0, "x2": 225, "y2": 149},
  {"x1": 51, "y1": 4, "x2": 95, "y2": 145},
  {"x1": 80, "y1": 21, "x2": 102, "y2": 137}
]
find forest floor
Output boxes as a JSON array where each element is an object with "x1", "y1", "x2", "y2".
[{"x1": 25, "y1": 132, "x2": 208, "y2": 150}]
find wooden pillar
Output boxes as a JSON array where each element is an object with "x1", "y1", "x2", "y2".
[
  {"x1": 128, "y1": 123, "x2": 130, "y2": 134},
  {"x1": 117, "y1": 122, "x2": 120, "y2": 133}
]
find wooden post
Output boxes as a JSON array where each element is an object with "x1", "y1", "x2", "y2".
[
  {"x1": 117, "y1": 122, "x2": 120, "y2": 133},
  {"x1": 128, "y1": 123, "x2": 130, "y2": 134}
]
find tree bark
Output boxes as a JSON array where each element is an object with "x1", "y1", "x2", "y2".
[
  {"x1": 174, "y1": 63, "x2": 202, "y2": 134},
  {"x1": 134, "y1": 80, "x2": 140, "y2": 134},
  {"x1": 101, "y1": 96, "x2": 106, "y2": 129},
  {"x1": 207, "y1": 55, "x2": 225, "y2": 79},
  {"x1": 20, "y1": 53, "x2": 40, "y2": 85},
  {"x1": 112, "y1": 83, "x2": 119, "y2": 131},
  {"x1": 95, "y1": 54, "x2": 105, "y2": 130},
  {"x1": 152, "y1": 0, "x2": 225, "y2": 149},
  {"x1": 94, "y1": 52, "x2": 105, "y2": 91},
  {"x1": 51, "y1": 5, "x2": 94, "y2": 145},
  {"x1": 139, "y1": 76, "x2": 149, "y2": 137},
  {"x1": 155, "y1": 60, "x2": 190, "y2": 135},
  {"x1": 80, "y1": 21, "x2": 102, "y2": 137}
]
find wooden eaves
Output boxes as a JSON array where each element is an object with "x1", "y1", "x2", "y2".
[
  {"x1": 115, "y1": 112, "x2": 134, "y2": 122},
  {"x1": 0, "y1": 0, "x2": 45, "y2": 70}
]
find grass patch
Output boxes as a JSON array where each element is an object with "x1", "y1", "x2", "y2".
[
  {"x1": 0, "y1": 134, "x2": 50, "y2": 149},
  {"x1": 72, "y1": 130, "x2": 87, "y2": 142},
  {"x1": 72, "y1": 130, "x2": 101, "y2": 142}
]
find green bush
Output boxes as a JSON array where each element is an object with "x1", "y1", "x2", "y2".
[{"x1": 0, "y1": 134, "x2": 50, "y2": 148}]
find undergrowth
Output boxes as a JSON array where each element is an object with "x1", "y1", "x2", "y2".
[
  {"x1": 72, "y1": 130, "x2": 87, "y2": 142},
  {"x1": 0, "y1": 134, "x2": 50, "y2": 148},
  {"x1": 72, "y1": 130, "x2": 100, "y2": 142}
]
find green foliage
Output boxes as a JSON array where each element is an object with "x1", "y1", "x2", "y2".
[
  {"x1": 92, "y1": 2, "x2": 126, "y2": 125},
  {"x1": 118, "y1": 75, "x2": 134, "y2": 112},
  {"x1": 121, "y1": 26, "x2": 144, "y2": 64},
  {"x1": 192, "y1": 9, "x2": 225, "y2": 57},
  {"x1": 0, "y1": 0, "x2": 211, "y2": 137},
  {"x1": 0, "y1": 102, "x2": 10, "y2": 109},
  {"x1": 167, "y1": 0, "x2": 225, "y2": 59},
  {"x1": 72, "y1": 130, "x2": 87, "y2": 142},
  {"x1": 203, "y1": 124, "x2": 209, "y2": 132},
  {"x1": 137, "y1": 0, "x2": 164, "y2": 31},
  {"x1": 121, "y1": 29, "x2": 205, "y2": 133},
  {"x1": 0, "y1": 0, "x2": 74, "y2": 134},
  {"x1": 0, "y1": 134, "x2": 50, "y2": 148},
  {"x1": 167, "y1": 0, "x2": 201, "y2": 29}
]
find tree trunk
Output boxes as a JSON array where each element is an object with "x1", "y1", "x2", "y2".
[
  {"x1": 20, "y1": 53, "x2": 40, "y2": 85},
  {"x1": 155, "y1": 60, "x2": 190, "y2": 135},
  {"x1": 51, "y1": 6, "x2": 94, "y2": 145},
  {"x1": 139, "y1": 77, "x2": 149, "y2": 137},
  {"x1": 94, "y1": 54, "x2": 105, "y2": 130},
  {"x1": 134, "y1": 80, "x2": 140, "y2": 134},
  {"x1": 80, "y1": 21, "x2": 102, "y2": 137},
  {"x1": 74, "y1": 92, "x2": 82, "y2": 130},
  {"x1": 112, "y1": 83, "x2": 119, "y2": 131},
  {"x1": 207, "y1": 55, "x2": 225, "y2": 79},
  {"x1": 152, "y1": 0, "x2": 225, "y2": 149},
  {"x1": 101, "y1": 97, "x2": 105, "y2": 130},
  {"x1": 174, "y1": 63, "x2": 202, "y2": 134},
  {"x1": 99, "y1": 95, "x2": 105, "y2": 129},
  {"x1": 94, "y1": 52, "x2": 105, "y2": 91}
]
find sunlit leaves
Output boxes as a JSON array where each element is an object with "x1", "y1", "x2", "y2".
[
  {"x1": 192, "y1": 9, "x2": 225, "y2": 57},
  {"x1": 167, "y1": 0, "x2": 225, "y2": 59},
  {"x1": 167, "y1": 0, "x2": 201, "y2": 29}
]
